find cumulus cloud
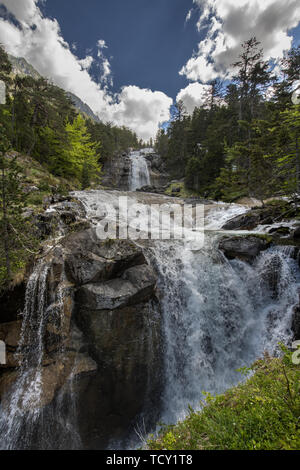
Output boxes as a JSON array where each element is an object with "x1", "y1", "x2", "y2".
[
  {"x1": 176, "y1": 83, "x2": 212, "y2": 114},
  {"x1": 176, "y1": 82, "x2": 225, "y2": 114},
  {"x1": 180, "y1": 0, "x2": 300, "y2": 82},
  {"x1": 1, "y1": 0, "x2": 39, "y2": 23},
  {"x1": 0, "y1": 0, "x2": 172, "y2": 140},
  {"x1": 112, "y1": 86, "x2": 173, "y2": 141},
  {"x1": 96, "y1": 39, "x2": 113, "y2": 86},
  {"x1": 78, "y1": 55, "x2": 94, "y2": 71}
]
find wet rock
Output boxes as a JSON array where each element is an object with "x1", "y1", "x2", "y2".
[
  {"x1": 59, "y1": 211, "x2": 77, "y2": 225},
  {"x1": 137, "y1": 185, "x2": 168, "y2": 194},
  {"x1": 74, "y1": 299, "x2": 162, "y2": 449},
  {"x1": 34, "y1": 212, "x2": 59, "y2": 238},
  {"x1": 0, "y1": 351, "x2": 97, "y2": 409},
  {"x1": 219, "y1": 235, "x2": 271, "y2": 262},
  {"x1": 101, "y1": 153, "x2": 131, "y2": 190},
  {"x1": 76, "y1": 264, "x2": 156, "y2": 310},
  {"x1": 269, "y1": 226, "x2": 291, "y2": 236},
  {"x1": 53, "y1": 201, "x2": 85, "y2": 218},
  {"x1": 0, "y1": 371, "x2": 18, "y2": 399},
  {"x1": 64, "y1": 229, "x2": 146, "y2": 285},
  {"x1": 0, "y1": 283, "x2": 26, "y2": 323},
  {"x1": 222, "y1": 204, "x2": 292, "y2": 231},
  {"x1": 0, "y1": 320, "x2": 22, "y2": 348},
  {"x1": 261, "y1": 254, "x2": 283, "y2": 299},
  {"x1": 293, "y1": 226, "x2": 300, "y2": 239},
  {"x1": 292, "y1": 296, "x2": 300, "y2": 340}
]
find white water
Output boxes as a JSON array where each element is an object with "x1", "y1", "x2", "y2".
[
  {"x1": 129, "y1": 150, "x2": 151, "y2": 190},
  {"x1": 73, "y1": 190, "x2": 299, "y2": 429},
  {"x1": 1, "y1": 187, "x2": 298, "y2": 449},
  {"x1": 149, "y1": 240, "x2": 298, "y2": 424},
  {"x1": 0, "y1": 263, "x2": 50, "y2": 449},
  {"x1": 0, "y1": 262, "x2": 81, "y2": 450}
]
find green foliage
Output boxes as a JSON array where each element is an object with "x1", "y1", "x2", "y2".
[
  {"x1": 0, "y1": 44, "x2": 139, "y2": 189},
  {"x1": 86, "y1": 120, "x2": 139, "y2": 162},
  {"x1": 0, "y1": 126, "x2": 39, "y2": 286},
  {"x1": 55, "y1": 114, "x2": 101, "y2": 183},
  {"x1": 155, "y1": 40, "x2": 300, "y2": 201},
  {"x1": 148, "y1": 351, "x2": 300, "y2": 450}
]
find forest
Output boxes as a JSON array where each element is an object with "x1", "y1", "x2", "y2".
[
  {"x1": 0, "y1": 44, "x2": 139, "y2": 186},
  {"x1": 0, "y1": 44, "x2": 139, "y2": 286},
  {"x1": 155, "y1": 38, "x2": 300, "y2": 203}
]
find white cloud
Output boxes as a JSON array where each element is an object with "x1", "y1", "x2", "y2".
[
  {"x1": 78, "y1": 55, "x2": 94, "y2": 71},
  {"x1": 112, "y1": 86, "x2": 173, "y2": 141},
  {"x1": 97, "y1": 39, "x2": 107, "y2": 49},
  {"x1": 96, "y1": 39, "x2": 113, "y2": 86},
  {"x1": 185, "y1": 9, "x2": 193, "y2": 23},
  {"x1": 180, "y1": 0, "x2": 300, "y2": 82},
  {"x1": 0, "y1": 1, "x2": 172, "y2": 140},
  {"x1": 1, "y1": 0, "x2": 39, "y2": 23},
  {"x1": 176, "y1": 83, "x2": 212, "y2": 114},
  {"x1": 176, "y1": 82, "x2": 225, "y2": 114}
]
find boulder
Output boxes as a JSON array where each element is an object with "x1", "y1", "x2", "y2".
[
  {"x1": 219, "y1": 235, "x2": 271, "y2": 262},
  {"x1": 64, "y1": 229, "x2": 146, "y2": 285},
  {"x1": 76, "y1": 264, "x2": 157, "y2": 310},
  {"x1": 221, "y1": 205, "x2": 286, "y2": 230},
  {"x1": 293, "y1": 226, "x2": 300, "y2": 239}
]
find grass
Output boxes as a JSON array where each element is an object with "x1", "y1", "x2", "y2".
[{"x1": 147, "y1": 348, "x2": 300, "y2": 450}]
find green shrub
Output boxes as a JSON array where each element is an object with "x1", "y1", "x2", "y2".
[{"x1": 148, "y1": 349, "x2": 300, "y2": 450}]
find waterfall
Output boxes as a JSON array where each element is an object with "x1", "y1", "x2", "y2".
[
  {"x1": 147, "y1": 239, "x2": 298, "y2": 424},
  {"x1": 129, "y1": 151, "x2": 151, "y2": 190},
  {"x1": 1, "y1": 188, "x2": 299, "y2": 449},
  {"x1": 73, "y1": 190, "x2": 299, "y2": 430},
  {"x1": 0, "y1": 262, "x2": 81, "y2": 450}
]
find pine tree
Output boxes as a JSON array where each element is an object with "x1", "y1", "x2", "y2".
[
  {"x1": 0, "y1": 125, "x2": 27, "y2": 280},
  {"x1": 62, "y1": 114, "x2": 101, "y2": 181}
]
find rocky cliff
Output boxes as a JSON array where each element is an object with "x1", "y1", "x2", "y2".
[
  {"x1": 101, "y1": 153, "x2": 132, "y2": 190},
  {"x1": 0, "y1": 200, "x2": 162, "y2": 449}
]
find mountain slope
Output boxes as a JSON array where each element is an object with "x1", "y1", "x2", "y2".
[{"x1": 8, "y1": 55, "x2": 99, "y2": 122}]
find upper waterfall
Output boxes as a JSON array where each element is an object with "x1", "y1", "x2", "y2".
[{"x1": 129, "y1": 150, "x2": 151, "y2": 191}]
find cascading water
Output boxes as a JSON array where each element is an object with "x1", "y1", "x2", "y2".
[
  {"x1": 73, "y1": 189, "x2": 300, "y2": 432},
  {"x1": 148, "y1": 239, "x2": 298, "y2": 424},
  {"x1": 0, "y1": 261, "x2": 81, "y2": 450},
  {"x1": 129, "y1": 150, "x2": 151, "y2": 190},
  {"x1": 1, "y1": 187, "x2": 299, "y2": 449},
  {"x1": 0, "y1": 262, "x2": 50, "y2": 449}
]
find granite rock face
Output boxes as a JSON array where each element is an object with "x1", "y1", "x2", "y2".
[
  {"x1": 101, "y1": 153, "x2": 131, "y2": 190},
  {"x1": 69, "y1": 229, "x2": 162, "y2": 448},
  {"x1": 0, "y1": 225, "x2": 162, "y2": 449}
]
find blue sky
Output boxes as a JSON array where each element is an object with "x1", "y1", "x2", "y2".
[
  {"x1": 0, "y1": 0, "x2": 299, "y2": 140},
  {"x1": 40, "y1": 0, "x2": 200, "y2": 100}
]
